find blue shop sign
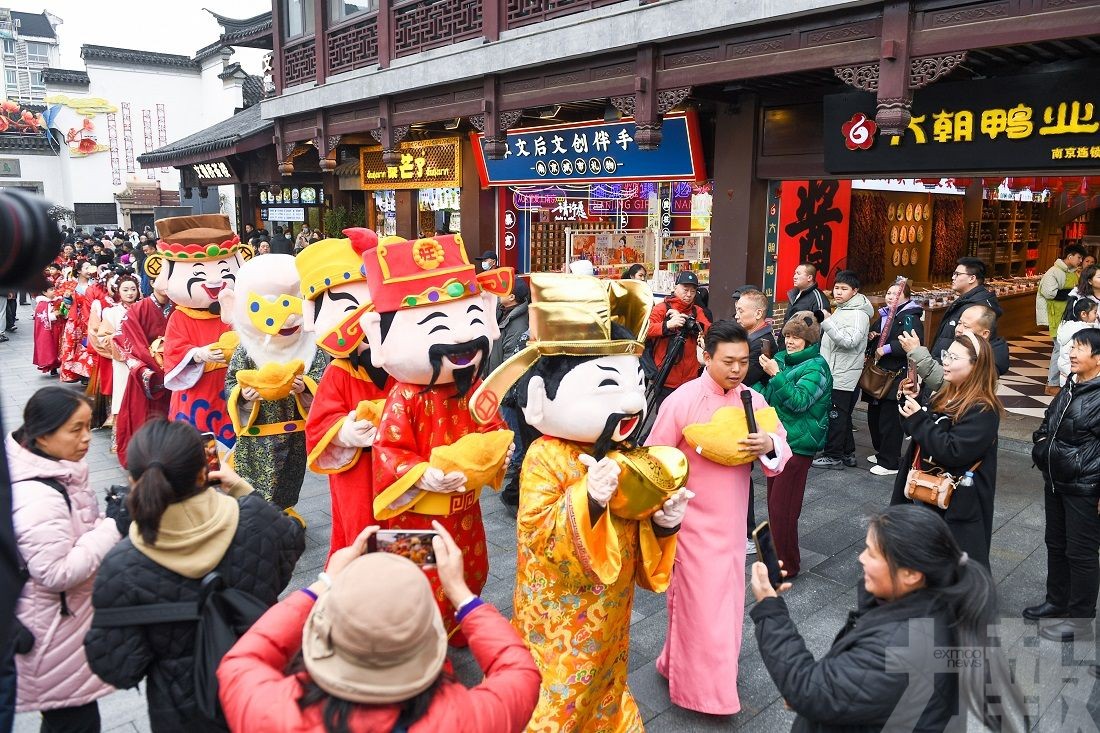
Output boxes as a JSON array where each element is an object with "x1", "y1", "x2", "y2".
[{"x1": 473, "y1": 111, "x2": 705, "y2": 186}]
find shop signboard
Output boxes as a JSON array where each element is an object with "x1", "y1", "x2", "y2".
[
  {"x1": 0, "y1": 158, "x2": 20, "y2": 177},
  {"x1": 775, "y1": 180, "x2": 852, "y2": 292},
  {"x1": 472, "y1": 111, "x2": 706, "y2": 186},
  {"x1": 264, "y1": 207, "x2": 306, "y2": 222},
  {"x1": 824, "y1": 71, "x2": 1100, "y2": 174},
  {"x1": 359, "y1": 138, "x2": 461, "y2": 190}
]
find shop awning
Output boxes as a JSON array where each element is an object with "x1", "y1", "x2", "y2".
[{"x1": 137, "y1": 104, "x2": 273, "y2": 169}]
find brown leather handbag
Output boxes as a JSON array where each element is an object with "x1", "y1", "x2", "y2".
[
  {"x1": 903, "y1": 447, "x2": 980, "y2": 510},
  {"x1": 859, "y1": 358, "x2": 900, "y2": 400}
]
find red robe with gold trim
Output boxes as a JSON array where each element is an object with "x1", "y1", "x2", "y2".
[
  {"x1": 372, "y1": 380, "x2": 505, "y2": 638},
  {"x1": 305, "y1": 358, "x2": 392, "y2": 558},
  {"x1": 162, "y1": 307, "x2": 235, "y2": 446}
]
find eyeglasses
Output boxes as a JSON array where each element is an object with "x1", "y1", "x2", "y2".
[
  {"x1": 940, "y1": 350, "x2": 974, "y2": 364},
  {"x1": 951, "y1": 271, "x2": 972, "y2": 278}
]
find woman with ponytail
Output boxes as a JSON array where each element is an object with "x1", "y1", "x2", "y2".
[
  {"x1": 751, "y1": 505, "x2": 1029, "y2": 732},
  {"x1": 890, "y1": 332, "x2": 1003, "y2": 569},
  {"x1": 84, "y1": 419, "x2": 305, "y2": 732}
]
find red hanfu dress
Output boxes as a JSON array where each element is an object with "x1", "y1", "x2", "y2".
[
  {"x1": 113, "y1": 296, "x2": 173, "y2": 467},
  {"x1": 162, "y1": 306, "x2": 235, "y2": 447},
  {"x1": 31, "y1": 296, "x2": 60, "y2": 373}
]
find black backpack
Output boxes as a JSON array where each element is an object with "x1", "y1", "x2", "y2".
[{"x1": 91, "y1": 571, "x2": 269, "y2": 723}]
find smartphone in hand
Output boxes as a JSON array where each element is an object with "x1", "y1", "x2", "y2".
[
  {"x1": 367, "y1": 529, "x2": 439, "y2": 568},
  {"x1": 200, "y1": 432, "x2": 220, "y2": 486},
  {"x1": 752, "y1": 521, "x2": 783, "y2": 589}
]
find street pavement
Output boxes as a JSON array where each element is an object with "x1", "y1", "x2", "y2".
[{"x1": 2, "y1": 300, "x2": 1097, "y2": 731}]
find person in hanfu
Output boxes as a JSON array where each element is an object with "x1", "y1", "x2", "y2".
[
  {"x1": 297, "y1": 229, "x2": 393, "y2": 558},
  {"x1": 223, "y1": 254, "x2": 326, "y2": 524},
  {"x1": 472, "y1": 273, "x2": 692, "y2": 730},
  {"x1": 645, "y1": 318, "x2": 792, "y2": 716}
]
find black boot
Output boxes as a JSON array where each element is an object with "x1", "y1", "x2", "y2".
[{"x1": 1022, "y1": 601, "x2": 1068, "y2": 621}]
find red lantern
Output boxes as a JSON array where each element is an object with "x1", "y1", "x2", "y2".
[{"x1": 952, "y1": 177, "x2": 972, "y2": 190}]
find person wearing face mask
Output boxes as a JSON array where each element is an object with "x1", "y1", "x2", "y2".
[
  {"x1": 6, "y1": 388, "x2": 123, "y2": 731},
  {"x1": 475, "y1": 250, "x2": 498, "y2": 271},
  {"x1": 891, "y1": 332, "x2": 1002, "y2": 569},
  {"x1": 751, "y1": 505, "x2": 1029, "y2": 732}
]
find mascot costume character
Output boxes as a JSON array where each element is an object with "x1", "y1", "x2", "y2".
[
  {"x1": 222, "y1": 254, "x2": 326, "y2": 520},
  {"x1": 297, "y1": 229, "x2": 393, "y2": 557},
  {"x1": 472, "y1": 273, "x2": 692, "y2": 731},
  {"x1": 153, "y1": 214, "x2": 251, "y2": 447},
  {"x1": 359, "y1": 232, "x2": 514, "y2": 643}
]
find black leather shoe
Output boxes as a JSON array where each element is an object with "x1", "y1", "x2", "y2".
[
  {"x1": 842, "y1": 454, "x2": 857, "y2": 468},
  {"x1": 1038, "y1": 618, "x2": 1094, "y2": 642},
  {"x1": 1023, "y1": 601, "x2": 1068, "y2": 621}
]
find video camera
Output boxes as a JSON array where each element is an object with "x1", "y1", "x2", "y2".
[{"x1": 0, "y1": 189, "x2": 63, "y2": 290}]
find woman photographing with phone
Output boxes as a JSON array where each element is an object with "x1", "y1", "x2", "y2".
[
  {"x1": 216, "y1": 522, "x2": 541, "y2": 732},
  {"x1": 890, "y1": 332, "x2": 1002, "y2": 569},
  {"x1": 750, "y1": 505, "x2": 1029, "y2": 731}
]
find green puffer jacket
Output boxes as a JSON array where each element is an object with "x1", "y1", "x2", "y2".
[{"x1": 763, "y1": 343, "x2": 833, "y2": 457}]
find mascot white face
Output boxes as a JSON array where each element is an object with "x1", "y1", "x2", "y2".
[
  {"x1": 156, "y1": 252, "x2": 248, "y2": 311},
  {"x1": 304, "y1": 280, "x2": 374, "y2": 358},
  {"x1": 221, "y1": 254, "x2": 315, "y2": 365},
  {"x1": 361, "y1": 292, "x2": 499, "y2": 392},
  {"x1": 521, "y1": 353, "x2": 646, "y2": 446}
]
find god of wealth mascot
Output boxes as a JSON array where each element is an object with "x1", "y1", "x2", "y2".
[
  {"x1": 471, "y1": 273, "x2": 693, "y2": 731},
  {"x1": 359, "y1": 232, "x2": 514, "y2": 644},
  {"x1": 153, "y1": 214, "x2": 251, "y2": 447},
  {"x1": 220, "y1": 254, "x2": 327, "y2": 519},
  {"x1": 296, "y1": 229, "x2": 394, "y2": 557}
]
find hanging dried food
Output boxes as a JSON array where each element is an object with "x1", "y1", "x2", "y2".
[
  {"x1": 930, "y1": 198, "x2": 965, "y2": 280},
  {"x1": 848, "y1": 192, "x2": 887, "y2": 287}
]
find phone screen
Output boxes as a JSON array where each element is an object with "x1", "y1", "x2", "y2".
[
  {"x1": 752, "y1": 521, "x2": 783, "y2": 589},
  {"x1": 200, "y1": 432, "x2": 220, "y2": 486},
  {"x1": 368, "y1": 530, "x2": 439, "y2": 568}
]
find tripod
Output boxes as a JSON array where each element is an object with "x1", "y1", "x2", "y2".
[{"x1": 638, "y1": 325, "x2": 691, "y2": 442}]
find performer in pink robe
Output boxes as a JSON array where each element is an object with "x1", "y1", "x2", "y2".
[{"x1": 645, "y1": 320, "x2": 792, "y2": 715}]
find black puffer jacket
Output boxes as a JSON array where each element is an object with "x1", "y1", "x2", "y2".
[
  {"x1": 84, "y1": 495, "x2": 305, "y2": 733},
  {"x1": 929, "y1": 284, "x2": 1003, "y2": 361},
  {"x1": 752, "y1": 585, "x2": 961, "y2": 732},
  {"x1": 1032, "y1": 376, "x2": 1100, "y2": 496},
  {"x1": 785, "y1": 284, "x2": 830, "y2": 323}
]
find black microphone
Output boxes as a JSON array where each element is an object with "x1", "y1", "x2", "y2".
[{"x1": 741, "y1": 390, "x2": 758, "y2": 434}]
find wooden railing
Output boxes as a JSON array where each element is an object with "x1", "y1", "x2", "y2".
[{"x1": 280, "y1": 0, "x2": 634, "y2": 90}]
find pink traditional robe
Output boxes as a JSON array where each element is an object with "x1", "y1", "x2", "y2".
[{"x1": 645, "y1": 370, "x2": 792, "y2": 715}]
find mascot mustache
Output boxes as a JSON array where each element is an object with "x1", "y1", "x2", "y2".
[
  {"x1": 592, "y1": 411, "x2": 643, "y2": 461},
  {"x1": 427, "y1": 336, "x2": 491, "y2": 398}
]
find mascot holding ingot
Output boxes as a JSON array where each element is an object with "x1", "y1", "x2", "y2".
[
  {"x1": 359, "y1": 232, "x2": 514, "y2": 643},
  {"x1": 472, "y1": 273, "x2": 692, "y2": 730}
]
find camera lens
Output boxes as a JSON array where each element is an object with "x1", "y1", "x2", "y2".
[{"x1": 0, "y1": 189, "x2": 63, "y2": 289}]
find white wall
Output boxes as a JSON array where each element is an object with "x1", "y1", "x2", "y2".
[{"x1": 0, "y1": 152, "x2": 65, "y2": 202}]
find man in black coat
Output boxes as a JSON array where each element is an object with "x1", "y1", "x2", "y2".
[
  {"x1": 733, "y1": 288, "x2": 779, "y2": 390},
  {"x1": 929, "y1": 258, "x2": 1003, "y2": 362},
  {"x1": 784, "y1": 263, "x2": 830, "y2": 324},
  {"x1": 268, "y1": 226, "x2": 293, "y2": 256}
]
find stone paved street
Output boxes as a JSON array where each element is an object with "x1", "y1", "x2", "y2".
[{"x1": 2, "y1": 300, "x2": 1098, "y2": 731}]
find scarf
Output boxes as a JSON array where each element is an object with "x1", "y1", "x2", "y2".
[{"x1": 130, "y1": 488, "x2": 240, "y2": 579}]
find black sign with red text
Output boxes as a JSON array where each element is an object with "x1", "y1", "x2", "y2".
[{"x1": 824, "y1": 70, "x2": 1100, "y2": 174}]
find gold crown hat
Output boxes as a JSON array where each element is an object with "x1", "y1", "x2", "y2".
[
  {"x1": 296, "y1": 230, "x2": 375, "y2": 300},
  {"x1": 470, "y1": 274, "x2": 652, "y2": 425}
]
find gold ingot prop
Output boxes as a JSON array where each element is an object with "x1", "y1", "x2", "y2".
[{"x1": 606, "y1": 446, "x2": 689, "y2": 521}]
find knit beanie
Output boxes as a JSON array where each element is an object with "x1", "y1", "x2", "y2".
[{"x1": 782, "y1": 311, "x2": 821, "y2": 345}]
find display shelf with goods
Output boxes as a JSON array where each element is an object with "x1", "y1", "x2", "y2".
[
  {"x1": 971, "y1": 199, "x2": 1045, "y2": 277},
  {"x1": 566, "y1": 226, "x2": 655, "y2": 280},
  {"x1": 653, "y1": 231, "x2": 710, "y2": 293}
]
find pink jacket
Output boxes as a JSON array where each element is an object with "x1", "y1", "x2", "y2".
[{"x1": 7, "y1": 433, "x2": 120, "y2": 711}]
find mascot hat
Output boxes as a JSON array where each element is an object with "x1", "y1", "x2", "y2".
[
  {"x1": 360, "y1": 233, "x2": 513, "y2": 313},
  {"x1": 298, "y1": 229, "x2": 375, "y2": 299},
  {"x1": 471, "y1": 273, "x2": 652, "y2": 424},
  {"x1": 153, "y1": 214, "x2": 243, "y2": 261}
]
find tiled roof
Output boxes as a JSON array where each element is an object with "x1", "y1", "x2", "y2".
[
  {"x1": 81, "y1": 44, "x2": 199, "y2": 71},
  {"x1": 218, "y1": 62, "x2": 245, "y2": 80},
  {"x1": 242, "y1": 75, "x2": 265, "y2": 108},
  {"x1": 42, "y1": 68, "x2": 90, "y2": 86},
  {"x1": 208, "y1": 10, "x2": 273, "y2": 45},
  {"x1": 0, "y1": 134, "x2": 55, "y2": 154},
  {"x1": 11, "y1": 11, "x2": 55, "y2": 39},
  {"x1": 137, "y1": 104, "x2": 272, "y2": 166}
]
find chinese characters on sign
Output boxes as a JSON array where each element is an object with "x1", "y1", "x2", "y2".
[
  {"x1": 824, "y1": 72, "x2": 1100, "y2": 173},
  {"x1": 474, "y1": 111, "x2": 705, "y2": 186},
  {"x1": 192, "y1": 162, "x2": 233, "y2": 180},
  {"x1": 359, "y1": 138, "x2": 461, "y2": 191},
  {"x1": 776, "y1": 180, "x2": 852, "y2": 292}
]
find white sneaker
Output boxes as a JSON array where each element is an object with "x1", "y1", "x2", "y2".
[
  {"x1": 870, "y1": 465, "x2": 898, "y2": 476},
  {"x1": 867, "y1": 455, "x2": 878, "y2": 465},
  {"x1": 746, "y1": 538, "x2": 757, "y2": 555}
]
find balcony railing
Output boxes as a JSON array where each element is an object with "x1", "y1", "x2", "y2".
[{"x1": 281, "y1": 0, "x2": 635, "y2": 90}]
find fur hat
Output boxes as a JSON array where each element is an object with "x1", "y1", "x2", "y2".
[{"x1": 782, "y1": 311, "x2": 821, "y2": 345}]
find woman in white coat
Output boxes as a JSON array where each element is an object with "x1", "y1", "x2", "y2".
[{"x1": 7, "y1": 387, "x2": 123, "y2": 731}]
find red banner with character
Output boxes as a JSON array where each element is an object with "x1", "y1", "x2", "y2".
[{"x1": 776, "y1": 179, "x2": 852, "y2": 292}]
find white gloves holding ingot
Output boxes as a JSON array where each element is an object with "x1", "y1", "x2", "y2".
[
  {"x1": 335, "y1": 411, "x2": 377, "y2": 448},
  {"x1": 416, "y1": 466, "x2": 468, "y2": 494},
  {"x1": 652, "y1": 488, "x2": 694, "y2": 529},
  {"x1": 580, "y1": 453, "x2": 620, "y2": 507}
]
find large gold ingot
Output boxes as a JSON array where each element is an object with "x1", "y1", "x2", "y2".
[
  {"x1": 682, "y1": 405, "x2": 781, "y2": 467},
  {"x1": 236, "y1": 359, "x2": 305, "y2": 401},
  {"x1": 405, "y1": 429, "x2": 515, "y2": 516},
  {"x1": 606, "y1": 446, "x2": 689, "y2": 521}
]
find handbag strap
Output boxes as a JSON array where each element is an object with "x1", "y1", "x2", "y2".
[{"x1": 911, "y1": 446, "x2": 981, "y2": 475}]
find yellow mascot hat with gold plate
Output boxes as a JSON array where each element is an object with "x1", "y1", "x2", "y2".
[
  {"x1": 296, "y1": 228, "x2": 374, "y2": 300},
  {"x1": 471, "y1": 273, "x2": 652, "y2": 425}
]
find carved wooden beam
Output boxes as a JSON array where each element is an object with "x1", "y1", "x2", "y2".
[
  {"x1": 466, "y1": 78, "x2": 523, "y2": 160},
  {"x1": 369, "y1": 98, "x2": 410, "y2": 166},
  {"x1": 315, "y1": 111, "x2": 336, "y2": 173}
]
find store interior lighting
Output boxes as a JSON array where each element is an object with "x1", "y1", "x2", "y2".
[
  {"x1": 442, "y1": 117, "x2": 462, "y2": 130},
  {"x1": 536, "y1": 105, "x2": 562, "y2": 119}
]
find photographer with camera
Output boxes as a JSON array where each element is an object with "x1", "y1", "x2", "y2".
[{"x1": 645, "y1": 271, "x2": 711, "y2": 412}]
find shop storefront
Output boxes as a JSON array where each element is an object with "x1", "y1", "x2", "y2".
[
  {"x1": 757, "y1": 69, "x2": 1099, "y2": 334},
  {"x1": 257, "y1": 181, "x2": 327, "y2": 237},
  {"x1": 472, "y1": 111, "x2": 711, "y2": 292},
  {"x1": 339, "y1": 137, "x2": 463, "y2": 240}
]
